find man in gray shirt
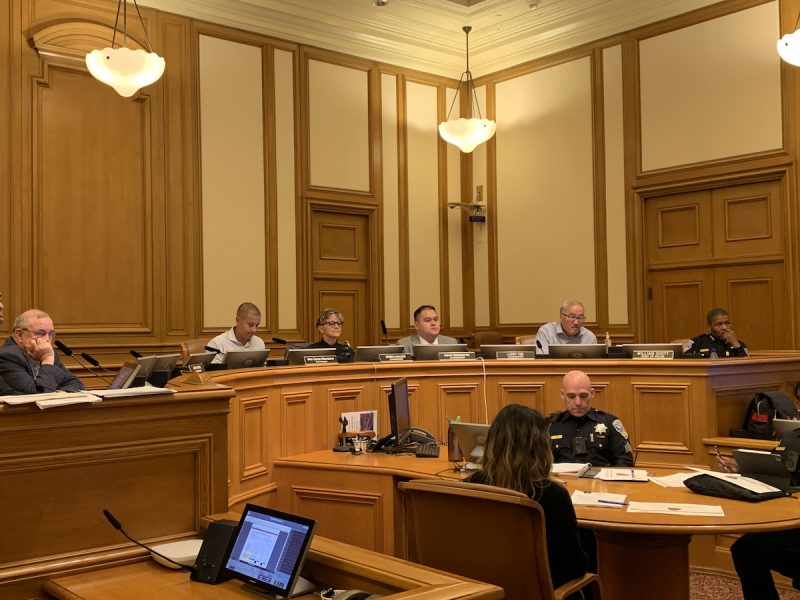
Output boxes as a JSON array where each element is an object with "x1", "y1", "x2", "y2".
[
  {"x1": 535, "y1": 300, "x2": 597, "y2": 355},
  {"x1": 397, "y1": 305, "x2": 458, "y2": 355}
]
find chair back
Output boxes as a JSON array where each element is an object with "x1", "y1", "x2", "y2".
[
  {"x1": 180, "y1": 337, "x2": 210, "y2": 362},
  {"x1": 516, "y1": 334, "x2": 537, "y2": 345},
  {"x1": 399, "y1": 479, "x2": 555, "y2": 599},
  {"x1": 473, "y1": 331, "x2": 504, "y2": 347}
]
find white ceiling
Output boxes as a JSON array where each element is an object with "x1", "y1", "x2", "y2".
[{"x1": 138, "y1": 0, "x2": 723, "y2": 78}]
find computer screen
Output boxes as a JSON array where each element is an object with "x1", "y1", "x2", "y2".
[
  {"x1": 224, "y1": 349, "x2": 269, "y2": 369},
  {"x1": 547, "y1": 344, "x2": 607, "y2": 359},
  {"x1": 183, "y1": 351, "x2": 216, "y2": 368},
  {"x1": 134, "y1": 355, "x2": 158, "y2": 380},
  {"x1": 353, "y1": 345, "x2": 406, "y2": 362},
  {"x1": 224, "y1": 503, "x2": 316, "y2": 598},
  {"x1": 451, "y1": 421, "x2": 490, "y2": 466},
  {"x1": 151, "y1": 353, "x2": 182, "y2": 373},
  {"x1": 412, "y1": 343, "x2": 468, "y2": 361},
  {"x1": 107, "y1": 361, "x2": 141, "y2": 390},
  {"x1": 389, "y1": 378, "x2": 412, "y2": 444}
]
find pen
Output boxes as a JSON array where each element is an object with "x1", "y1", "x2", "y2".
[{"x1": 598, "y1": 499, "x2": 628, "y2": 506}]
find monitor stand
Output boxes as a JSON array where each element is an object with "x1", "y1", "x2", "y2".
[{"x1": 241, "y1": 576, "x2": 315, "y2": 599}]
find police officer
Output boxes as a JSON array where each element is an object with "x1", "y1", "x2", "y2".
[
  {"x1": 686, "y1": 308, "x2": 748, "y2": 358},
  {"x1": 549, "y1": 370, "x2": 633, "y2": 466}
]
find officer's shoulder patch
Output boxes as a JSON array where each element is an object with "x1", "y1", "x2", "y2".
[{"x1": 612, "y1": 418, "x2": 629, "y2": 439}]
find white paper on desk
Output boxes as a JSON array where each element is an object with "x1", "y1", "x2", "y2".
[
  {"x1": 593, "y1": 468, "x2": 648, "y2": 482},
  {"x1": 340, "y1": 410, "x2": 378, "y2": 435},
  {"x1": 1, "y1": 391, "x2": 83, "y2": 405},
  {"x1": 552, "y1": 463, "x2": 591, "y2": 476},
  {"x1": 650, "y1": 472, "x2": 698, "y2": 488},
  {"x1": 35, "y1": 393, "x2": 103, "y2": 409},
  {"x1": 571, "y1": 490, "x2": 628, "y2": 508},
  {"x1": 627, "y1": 502, "x2": 724, "y2": 516},
  {"x1": 90, "y1": 385, "x2": 175, "y2": 398}
]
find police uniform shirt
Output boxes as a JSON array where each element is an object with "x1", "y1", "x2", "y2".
[
  {"x1": 687, "y1": 333, "x2": 747, "y2": 358},
  {"x1": 548, "y1": 409, "x2": 634, "y2": 467}
]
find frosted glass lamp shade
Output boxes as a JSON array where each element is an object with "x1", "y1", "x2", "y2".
[
  {"x1": 778, "y1": 30, "x2": 800, "y2": 66},
  {"x1": 438, "y1": 118, "x2": 497, "y2": 153},
  {"x1": 85, "y1": 46, "x2": 165, "y2": 97}
]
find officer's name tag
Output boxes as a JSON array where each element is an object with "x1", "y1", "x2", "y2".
[
  {"x1": 496, "y1": 351, "x2": 536, "y2": 360},
  {"x1": 632, "y1": 350, "x2": 674, "y2": 360},
  {"x1": 439, "y1": 351, "x2": 476, "y2": 360},
  {"x1": 304, "y1": 355, "x2": 337, "y2": 365}
]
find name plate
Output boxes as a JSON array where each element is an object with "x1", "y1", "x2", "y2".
[
  {"x1": 496, "y1": 351, "x2": 536, "y2": 360},
  {"x1": 303, "y1": 355, "x2": 338, "y2": 365},
  {"x1": 632, "y1": 350, "x2": 675, "y2": 360},
  {"x1": 379, "y1": 353, "x2": 410, "y2": 361},
  {"x1": 439, "y1": 351, "x2": 476, "y2": 360}
]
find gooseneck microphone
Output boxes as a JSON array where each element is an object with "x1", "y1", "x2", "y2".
[
  {"x1": 271, "y1": 337, "x2": 287, "y2": 345},
  {"x1": 204, "y1": 346, "x2": 221, "y2": 354},
  {"x1": 102, "y1": 509, "x2": 195, "y2": 573},
  {"x1": 54, "y1": 340, "x2": 112, "y2": 384},
  {"x1": 380, "y1": 320, "x2": 388, "y2": 345},
  {"x1": 129, "y1": 350, "x2": 143, "y2": 359},
  {"x1": 536, "y1": 340, "x2": 544, "y2": 355},
  {"x1": 81, "y1": 352, "x2": 115, "y2": 375}
]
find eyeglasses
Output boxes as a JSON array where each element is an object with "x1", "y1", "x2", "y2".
[
  {"x1": 323, "y1": 321, "x2": 343, "y2": 327},
  {"x1": 561, "y1": 314, "x2": 586, "y2": 322},
  {"x1": 20, "y1": 328, "x2": 56, "y2": 338}
]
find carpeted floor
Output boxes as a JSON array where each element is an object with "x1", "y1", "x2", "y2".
[{"x1": 690, "y1": 572, "x2": 800, "y2": 600}]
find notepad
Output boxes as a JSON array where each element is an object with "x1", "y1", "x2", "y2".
[
  {"x1": 551, "y1": 463, "x2": 591, "y2": 476},
  {"x1": 580, "y1": 468, "x2": 648, "y2": 482},
  {"x1": 571, "y1": 490, "x2": 628, "y2": 508}
]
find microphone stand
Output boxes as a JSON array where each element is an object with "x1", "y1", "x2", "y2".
[{"x1": 332, "y1": 416, "x2": 352, "y2": 452}]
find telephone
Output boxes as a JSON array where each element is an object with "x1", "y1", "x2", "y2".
[{"x1": 372, "y1": 428, "x2": 436, "y2": 452}]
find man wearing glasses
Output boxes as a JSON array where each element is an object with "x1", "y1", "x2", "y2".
[
  {"x1": 307, "y1": 308, "x2": 353, "y2": 362},
  {"x1": 534, "y1": 300, "x2": 597, "y2": 355},
  {"x1": 0, "y1": 309, "x2": 84, "y2": 394},
  {"x1": 397, "y1": 305, "x2": 458, "y2": 355},
  {"x1": 207, "y1": 302, "x2": 266, "y2": 364}
]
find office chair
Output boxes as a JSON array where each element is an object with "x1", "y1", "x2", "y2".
[
  {"x1": 516, "y1": 334, "x2": 537, "y2": 345},
  {"x1": 399, "y1": 479, "x2": 602, "y2": 600},
  {"x1": 179, "y1": 337, "x2": 210, "y2": 363}
]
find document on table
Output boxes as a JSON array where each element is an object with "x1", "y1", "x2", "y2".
[
  {"x1": 627, "y1": 502, "x2": 724, "y2": 516},
  {"x1": 36, "y1": 394, "x2": 103, "y2": 409},
  {"x1": 581, "y1": 468, "x2": 648, "y2": 482},
  {"x1": 571, "y1": 490, "x2": 628, "y2": 508},
  {"x1": 89, "y1": 385, "x2": 175, "y2": 399},
  {"x1": 551, "y1": 463, "x2": 591, "y2": 476},
  {"x1": 650, "y1": 472, "x2": 699, "y2": 488},
  {"x1": 1, "y1": 391, "x2": 98, "y2": 406}
]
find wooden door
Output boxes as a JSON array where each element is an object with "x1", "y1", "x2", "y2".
[
  {"x1": 645, "y1": 180, "x2": 786, "y2": 349},
  {"x1": 310, "y1": 209, "x2": 371, "y2": 346}
]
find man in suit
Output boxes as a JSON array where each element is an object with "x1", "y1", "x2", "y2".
[
  {"x1": 397, "y1": 305, "x2": 458, "y2": 355},
  {"x1": 0, "y1": 308, "x2": 84, "y2": 394},
  {"x1": 0, "y1": 291, "x2": 14, "y2": 395}
]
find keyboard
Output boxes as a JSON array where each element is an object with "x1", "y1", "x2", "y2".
[{"x1": 415, "y1": 442, "x2": 440, "y2": 458}]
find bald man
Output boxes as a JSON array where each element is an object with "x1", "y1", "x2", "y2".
[
  {"x1": 206, "y1": 302, "x2": 266, "y2": 364},
  {"x1": 548, "y1": 370, "x2": 633, "y2": 467},
  {"x1": 0, "y1": 308, "x2": 84, "y2": 394}
]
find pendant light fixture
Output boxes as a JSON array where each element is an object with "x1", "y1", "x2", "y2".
[
  {"x1": 438, "y1": 26, "x2": 496, "y2": 153},
  {"x1": 779, "y1": 10, "x2": 800, "y2": 66},
  {"x1": 85, "y1": 0, "x2": 165, "y2": 97}
]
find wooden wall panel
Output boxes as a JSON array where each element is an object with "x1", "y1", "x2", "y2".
[
  {"x1": 36, "y1": 65, "x2": 152, "y2": 331},
  {"x1": 497, "y1": 382, "x2": 544, "y2": 412},
  {"x1": 283, "y1": 389, "x2": 313, "y2": 457},
  {"x1": 633, "y1": 383, "x2": 692, "y2": 454},
  {"x1": 240, "y1": 397, "x2": 269, "y2": 480},
  {"x1": 713, "y1": 181, "x2": 782, "y2": 257},
  {"x1": 645, "y1": 191, "x2": 713, "y2": 265}
]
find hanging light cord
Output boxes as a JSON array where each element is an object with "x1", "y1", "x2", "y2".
[
  {"x1": 110, "y1": 0, "x2": 155, "y2": 53},
  {"x1": 443, "y1": 25, "x2": 484, "y2": 121}
]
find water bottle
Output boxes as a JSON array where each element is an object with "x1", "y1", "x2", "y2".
[
  {"x1": 709, "y1": 348, "x2": 718, "y2": 359},
  {"x1": 447, "y1": 417, "x2": 463, "y2": 462}
]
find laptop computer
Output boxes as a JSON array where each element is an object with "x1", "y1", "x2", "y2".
[
  {"x1": 732, "y1": 448, "x2": 793, "y2": 491},
  {"x1": 773, "y1": 418, "x2": 800, "y2": 441},
  {"x1": 223, "y1": 504, "x2": 317, "y2": 598}
]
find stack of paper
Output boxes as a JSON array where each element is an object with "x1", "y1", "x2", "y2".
[
  {"x1": 571, "y1": 490, "x2": 628, "y2": 508},
  {"x1": 582, "y1": 468, "x2": 648, "y2": 482},
  {"x1": 551, "y1": 463, "x2": 591, "y2": 476},
  {"x1": 89, "y1": 386, "x2": 175, "y2": 399},
  {"x1": 627, "y1": 502, "x2": 724, "y2": 516}
]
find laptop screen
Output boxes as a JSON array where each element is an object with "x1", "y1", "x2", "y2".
[{"x1": 224, "y1": 504, "x2": 316, "y2": 597}]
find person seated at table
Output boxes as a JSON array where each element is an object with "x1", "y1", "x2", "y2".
[
  {"x1": 549, "y1": 370, "x2": 633, "y2": 467},
  {"x1": 717, "y1": 454, "x2": 800, "y2": 599},
  {"x1": 206, "y1": 302, "x2": 266, "y2": 364},
  {"x1": 685, "y1": 308, "x2": 748, "y2": 358},
  {"x1": 535, "y1": 300, "x2": 597, "y2": 355},
  {"x1": 397, "y1": 305, "x2": 458, "y2": 355},
  {"x1": 466, "y1": 403, "x2": 589, "y2": 591},
  {"x1": 0, "y1": 309, "x2": 84, "y2": 394},
  {"x1": 307, "y1": 308, "x2": 352, "y2": 363}
]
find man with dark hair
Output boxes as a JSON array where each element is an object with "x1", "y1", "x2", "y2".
[
  {"x1": 535, "y1": 300, "x2": 597, "y2": 355},
  {"x1": 207, "y1": 302, "x2": 266, "y2": 364},
  {"x1": 686, "y1": 308, "x2": 748, "y2": 357},
  {"x1": 0, "y1": 308, "x2": 84, "y2": 394},
  {"x1": 397, "y1": 305, "x2": 458, "y2": 355}
]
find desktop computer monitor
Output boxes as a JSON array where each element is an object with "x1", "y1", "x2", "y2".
[
  {"x1": 224, "y1": 349, "x2": 269, "y2": 369},
  {"x1": 285, "y1": 347, "x2": 337, "y2": 365},
  {"x1": 479, "y1": 344, "x2": 536, "y2": 359},
  {"x1": 621, "y1": 343, "x2": 684, "y2": 358},
  {"x1": 389, "y1": 378, "x2": 412, "y2": 444},
  {"x1": 353, "y1": 345, "x2": 406, "y2": 362},
  {"x1": 412, "y1": 343, "x2": 468, "y2": 361}
]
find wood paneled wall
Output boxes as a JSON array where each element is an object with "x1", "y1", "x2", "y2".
[{"x1": 3, "y1": 0, "x2": 800, "y2": 363}]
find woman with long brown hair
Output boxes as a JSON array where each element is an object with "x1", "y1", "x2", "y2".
[{"x1": 466, "y1": 403, "x2": 588, "y2": 589}]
